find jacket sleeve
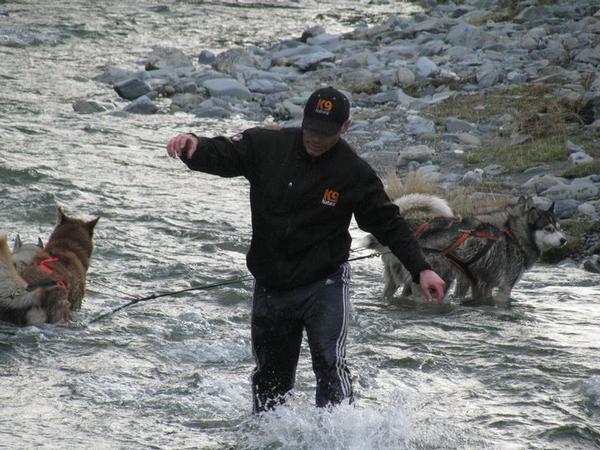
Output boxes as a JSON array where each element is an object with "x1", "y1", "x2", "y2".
[
  {"x1": 179, "y1": 130, "x2": 257, "y2": 179},
  {"x1": 354, "y1": 169, "x2": 431, "y2": 283}
]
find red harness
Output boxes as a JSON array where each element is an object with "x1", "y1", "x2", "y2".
[
  {"x1": 414, "y1": 220, "x2": 514, "y2": 281},
  {"x1": 37, "y1": 257, "x2": 67, "y2": 288}
]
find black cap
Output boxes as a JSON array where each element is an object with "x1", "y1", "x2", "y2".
[{"x1": 302, "y1": 87, "x2": 350, "y2": 136}]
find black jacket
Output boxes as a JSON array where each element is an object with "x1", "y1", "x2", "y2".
[{"x1": 181, "y1": 127, "x2": 431, "y2": 290}]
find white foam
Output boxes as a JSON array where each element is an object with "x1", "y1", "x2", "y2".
[{"x1": 241, "y1": 390, "x2": 457, "y2": 450}]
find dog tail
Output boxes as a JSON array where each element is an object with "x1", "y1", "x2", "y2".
[
  {"x1": 394, "y1": 193, "x2": 454, "y2": 218},
  {"x1": 0, "y1": 234, "x2": 38, "y2": 309},
  {"x1": 356, "y1": 194, "x2": 454, "y2": 251}
]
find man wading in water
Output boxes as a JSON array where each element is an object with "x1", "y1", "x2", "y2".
[{"x1": 167, "y1": 86, "x2": 445, "y2": 413}]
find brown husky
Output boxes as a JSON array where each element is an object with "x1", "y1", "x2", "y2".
[{"x1": 0, "y1": 207, "x2": 99, "y2": 326}]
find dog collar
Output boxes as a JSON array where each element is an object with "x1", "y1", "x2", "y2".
[
  {"x1": 36, "y1": 257, "x2": 68, "y2": 288},
  {"x1": 38, "y1": 257, "x2": 59, "y2": 272}
]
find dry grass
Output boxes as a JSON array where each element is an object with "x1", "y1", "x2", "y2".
[
  {"x1": 427, "y1": 84, "x2": 556, "y2": 125},
  {"x1": 383, "y1": 171, "x2": 516, "y2": 218},
  {"x1": 464, "y1": 135, "x2": 567, "y2": 172},
  {"x1": 383, "y1": 171, "x2": 437, "y2": 200}
]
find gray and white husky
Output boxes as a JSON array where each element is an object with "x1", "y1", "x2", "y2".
[
  {"x1": 363, "y1": 195, "x2": 567, "y2": 304},
  {"x1": 12, "y1": 235, "x2": 44, "y2": 272},
  {"x1": 0, "y1": 234, "x2": 42, "y2": 311}
]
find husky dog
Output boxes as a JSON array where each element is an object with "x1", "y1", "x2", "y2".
[
  {"x1": 451, "y1": 198, "x2": 566, "y2": 301},
  {"x1": 364, "y1": 195, "x2": 567, "y2": 303},
  {"x1": 0, "y1": 207, "x2": 99, "y2": 325},
  {"x1": 0, "y1": 235, "x2": 41, "y2": 312},
  {"x1": 12, "y1": 235, "x2": 44, "y2": 272}
]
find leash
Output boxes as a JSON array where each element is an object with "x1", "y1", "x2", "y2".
[
  {"x1": 89, "y1": 275, "x2": 253, "y2": 324},
  {"x1": 89, "y1": 250, "x2": 384, "y2": 324}
]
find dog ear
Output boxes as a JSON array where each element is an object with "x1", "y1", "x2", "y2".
[
  {"x1": 517, "y1": 197, "x2": 538, "y2": 214},
  {"x1": 37, "y1": 237, "x2": 44, "y2": 248},
  {"x1": 527, "y1": 205, "x2": 541, "y2": 224},
  {"x1": 548, "y1": 202, "x2": 555, "y2": 213},
  {"x1": 13, "y1": 234, "x2": 22, "y2": 251},
  {"x1": 56, "y1": 206, "x2": 68, "y2": 224},
  {"x1": 86, "y1": 217, "x2": 100, "y2": 235}
]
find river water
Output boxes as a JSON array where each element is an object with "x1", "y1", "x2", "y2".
[{"x1": 1, "y1": 1, "x2": 599, "y2": 449}]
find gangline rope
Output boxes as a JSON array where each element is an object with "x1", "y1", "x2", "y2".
[{"x1": 88, "y1": 248, "x2": 387, "y2": 324}]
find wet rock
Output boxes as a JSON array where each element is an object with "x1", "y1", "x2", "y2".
[
  {"x1": 198, "y1": 50, "x2": 216, "y2": 65},
  {"x1": 123, "y1": 95, "x2": 158, "y2": 114},
  {"x1": 300, "y1": 25, "x2": 326, "y2": 43},
  {"x1": 94, "y1": 67, "x2": 141, "y2": 85},
  {"x1": 72, "y1": 100, "x2": 109, "y2": 114},
  {"x1": 170, "y1": 93, "x2": 203, "y2": 111},
  {"x1": 114, "y1": 78, "x2": 152, "y2": 100},
  {"x1": 582, "y1": 255, "x2": 600, "y2": 274},
  {"x1": 202, "y1": 78, "x2": 251, "y2": 100},
  {"x1": 145, "y1": 47, "x2": 193, "y2": 70},
  {"x1": 247, "y1": 79, "x2": 289, "y2": 94}
]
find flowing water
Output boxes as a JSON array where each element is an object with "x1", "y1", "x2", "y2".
[{"x1": 1, "y1": 1, "x2": 599, "y2": 448}]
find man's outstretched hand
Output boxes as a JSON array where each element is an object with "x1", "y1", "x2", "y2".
[{"x1": 167, "y1": 134, "x2": 199, "y2": 159}]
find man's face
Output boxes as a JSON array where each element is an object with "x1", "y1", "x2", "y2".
[{"x1": 301, "y1": 120, "x2": 350, "y2": 157}]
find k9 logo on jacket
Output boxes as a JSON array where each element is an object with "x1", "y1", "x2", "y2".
[{"x1": 321, "y1": 188, "x2": 339, "y2": 207}]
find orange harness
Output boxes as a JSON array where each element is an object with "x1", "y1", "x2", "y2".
[
  {"x1": 36, "y1": 257, "x2": 67, "y2": 288},
  {"x1": 415, "y1": 221, "x2": 514, "y2": 281}
]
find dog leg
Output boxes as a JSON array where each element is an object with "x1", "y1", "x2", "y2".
[
  {"x1": 383, "y1": 264, "x2": 398, "y2": 299},
  {"x1": 494, "y1": 285, "x2": 513, "y2": 305},
  {"x1": 400, "y1": 285, "x2": 412, "y2": 297},
  {"x1": 472, "y1": 283, "x2": 494, "y2": 304},
  {"x1": 454, "y1": 274, "x2": 471, "y2": 298},
  {"x1": 25, "y1": 306, "x2": 48, "y2": 325}
]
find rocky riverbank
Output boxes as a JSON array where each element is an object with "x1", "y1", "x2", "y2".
[{"x1": 77, "y1": 0, "x2": 600, "y2": 271}]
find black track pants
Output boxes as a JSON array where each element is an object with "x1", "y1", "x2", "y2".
[{"x1": 251, "y1": 263, "x2": 352, "y2": 413}]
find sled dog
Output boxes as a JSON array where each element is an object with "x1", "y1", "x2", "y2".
[
  {"x1": 12, "y1": 235, "x2": 44, "y2": 272},
  {"x1": 0, "y1": 207, "x2": 99, "y2": 325},
  {"x1": 363, "y1": 195, "x2": 566, "y2": 303}
]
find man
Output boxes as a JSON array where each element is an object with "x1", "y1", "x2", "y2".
[{"x1": 166, "y1": 86, "x2": 445, "y2": 413}]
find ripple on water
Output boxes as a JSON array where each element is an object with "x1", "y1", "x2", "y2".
[{"x1": 580, "y1": 375, "x2": 600, "y2": 408}]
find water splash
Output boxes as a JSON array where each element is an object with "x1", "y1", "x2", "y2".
[{"x1": 241, "y1": 390, "x2": 462, "y2": 450}]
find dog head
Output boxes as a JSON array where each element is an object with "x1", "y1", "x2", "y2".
[
  {"x1": 511, "y1": 197, "x2": 567, "y2": 252},
  {"x1": 529, "y1": 202, "x2": 567, "y2": 252},
  {"x1": 12, "y1": 234, "x2": 45, "y2": 273},
  {"x1": 47, "y1": 206, "x2": 100, "y2": 253}
]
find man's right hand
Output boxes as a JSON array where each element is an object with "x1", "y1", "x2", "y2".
[{"x1": 167, "y1": 134, "x2": 199, "y2": 159}]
